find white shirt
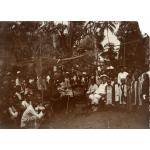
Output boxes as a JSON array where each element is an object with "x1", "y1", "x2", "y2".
[
  {"x1": 87, "y1": 84, "x2": 98, "y2": 94},
  {"x1": 21, "y1": 104, "x2": 43, "y2": 128},
  {"x1": 29, "y1": 79, "x2": 34, "y2": 84},
  {"x1": 95, "y1": 82, "x2": 107, "y2": 94},
  {"x1": 147, "y1": 71, "x2": 150, "y2": 78},
  {"x1": 118, "y1": 72, "x2": 128, "y2": 84},
  {"x1": 15, "y1": 92, "x2": 22, "y2": 100},
  {"x1": 114, "y1": 84, "x2": 120, "y2": 102},
  {"x1": 16, "y1": 78, "x2": 21, "y2": 86},
  {"x1": 46, "y1": 75, "x2": 51, "y2": 83},
  {"x1": 21, "y1": 100, "x2": 28, "y2": 109}
]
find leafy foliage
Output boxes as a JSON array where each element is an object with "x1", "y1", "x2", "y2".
[
  {"x1": 0, "y1": 21, "x2": 147, "y2": 72},
  {"x1": 116, "y1": 21, "x2": 145, "y2": 67}
]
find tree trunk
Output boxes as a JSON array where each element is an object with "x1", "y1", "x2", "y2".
[{"x1": 107, "y1": 27, "x2": 110, "y2": 44}]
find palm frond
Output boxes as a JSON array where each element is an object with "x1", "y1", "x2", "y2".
[
  {"x1": 108, "y1": 26, "x2": 115, "y2": 33},
  {"x1": 109, "y1": 22, "x2": 116, "y2": 29}
]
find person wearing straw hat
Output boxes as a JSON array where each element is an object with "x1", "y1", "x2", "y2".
[{"x1": 89, "y1": 75, "x2": 108, "y2": 112}]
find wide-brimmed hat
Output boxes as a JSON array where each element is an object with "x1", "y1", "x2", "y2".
[
  {"x1": 107, "y1": 66, "x2": 114, "y2": 70},
  {"x1": 100, "y1": 74, "x2": 109, "y2": 79},
  {"x1": 82, "y1": 72, "x2": 87, "y2": 75}
]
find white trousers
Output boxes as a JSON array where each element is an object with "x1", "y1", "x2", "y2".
[{"x1": 89, "y1": 94, "x2": 102, "y2": 105}]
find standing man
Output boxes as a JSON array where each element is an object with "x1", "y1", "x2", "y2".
[{"x1": 118, "y1": 66, "x2": 128, "y2": 85}]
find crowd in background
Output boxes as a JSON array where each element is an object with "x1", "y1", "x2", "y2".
[{"x1": 0, "y1": 65, "x2": 149, "y2": 128}]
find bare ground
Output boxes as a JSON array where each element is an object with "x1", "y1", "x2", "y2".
[{"x1": 42, "y1": 110, "x2": 148, "y2": 129}]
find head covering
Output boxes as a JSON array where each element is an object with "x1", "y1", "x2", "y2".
[
  {"x1": 17, "y1": 71, "x2": 21, "y2": 74},
  {"x1": 100, "y1": 74, "x2": 108, "y2": 79},
  {"x1": 107, "y1": 66, "x2": 114, "y2": 70}
]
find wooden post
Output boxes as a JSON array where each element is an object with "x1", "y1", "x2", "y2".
[
  {"x1": 40, "y1": 33, "x2": 44, "y2": 104},
  {"x1": 66, "y1": 95, "x2": 70, "y2": 114}
]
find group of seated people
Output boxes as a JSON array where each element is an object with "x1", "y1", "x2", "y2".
[
  {"x1": 87, "y1": 67, "x2": 149, "y2": 112},
  {"x1": 0, "y1": 66, "x2": 149, "y2": 128}
]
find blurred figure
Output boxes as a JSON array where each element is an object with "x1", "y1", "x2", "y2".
[
  {"x1": 14, "y1": 85, "x2": 22, "y2": 102},
  {"x1": 105, "y1": 79, "x2": 113, "y2": 105},
  {"x1": 87, "y1": 78, "x2": 98, "y2": 106},
  {"x1": 126, "y1": 75, "x2": 132, "y2": 111},
  {"x1": 142, "y1": 73, "x2": 149, "y2": 103},
  {"x1": 119, "y1": 79, "x2": 127, "y2": 105},
  {"x1": 15, "y1": 71, "x2": 21, "y2": 86},
  {"x1": 112, "y1": 77, "x2": 120, "y2": 104},
  {"x1": 118, "y1": 67, "x2": 128, "y2": 85},
  {"x1": 7, "y1": 99, "x2": 19, "y2": 128},
  {"x1": 131, "y1": 74, "x2": 141, "y2": 108},
  {"x1": 21, "y1": 96, "x2": 44, "y2": 129}
]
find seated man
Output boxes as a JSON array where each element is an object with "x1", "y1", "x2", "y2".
[
  {"x1": 57, "y1": 78, "x2": 67, "y2": 97},
  {"x1": 57, "y1": 77, "x2": 73, "y2": 98},
  {"x1": 57, "y1": 77, "x2": 74, "y2": 113},
  {"x1": 86, "y1": 78, "x2": 98, "y2": 104},
  {"x1": 89, "y1": 76, "x2": 108, "y2": 111}
]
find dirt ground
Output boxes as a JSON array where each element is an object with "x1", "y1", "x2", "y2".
[
  {"x1": 42, "y1": 109, "x2": 148, "y2": 129},
  {"x1": 0, "y1": 102, "x2": 148, "y2": 129}
]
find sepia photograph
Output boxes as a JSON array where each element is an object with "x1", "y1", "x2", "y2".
[{"x1": 0, "y1": 21, "x2": 149, "y2": 129}]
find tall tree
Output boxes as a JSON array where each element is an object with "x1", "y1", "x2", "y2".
[
  {"x1": 116, "y1": 21, "x2": 144, "y2": 67},
  {"x1": 78, "y1": 21, "x2": 105, "y2": 53},
  {"x1": 101, "y1": 21, "x2": 116, "y2": 44}
]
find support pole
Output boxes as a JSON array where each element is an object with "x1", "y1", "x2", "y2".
[
  {"x1": 40, "y1": 33, "x2": 44, "y2": 104},
  {"x1": 66, "y1": 95, "x2": 70, "y2": 114}
]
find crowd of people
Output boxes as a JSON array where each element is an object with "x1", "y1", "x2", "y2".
[{"x1": 0, "y1": 65, "x2": 149, "y2": 128}]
